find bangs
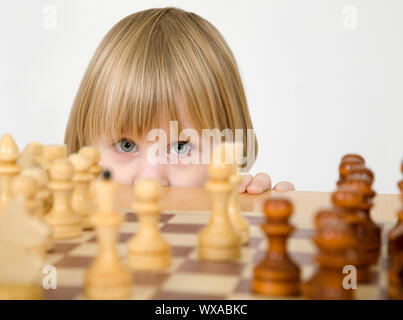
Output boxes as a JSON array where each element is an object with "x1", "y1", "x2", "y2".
[{"x1": 84, "y1": 10, "x2": 216, "y2": 144}]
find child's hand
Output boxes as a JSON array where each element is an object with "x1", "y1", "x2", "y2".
[{"x1": 239, "y1": 173, "x2": 295, "y2": 194}]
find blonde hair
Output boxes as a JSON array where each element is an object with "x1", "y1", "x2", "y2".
[{"x1": 65, "y1": 7, "x2": 257, "y2": 168}]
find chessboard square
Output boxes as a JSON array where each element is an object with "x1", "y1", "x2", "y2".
[
  {"x1": 289, "y1": 252, "x2": 314, "y2": 266},
  {"x1": 177, "y1": 260, "x2": 244, "y2": 275},
  {"x1": 131, "y1": 285, "x2": 158, "y2": 300},
  {"x1": 52, "y1": 243, "x2": 80, "y2": 254},
  {"x1": 69, "y1": 243, "x2": 127, "y2": 258},
  {"x1": 228, "y1": 292, "x2": 301, "y2": 300},
  {"x1": 291, "y1": 217, "x2": 313, "y2": 229},
  {"x1": 167, "y1": 214, "x2": 210, "y2": 225},
  {"x1": 68, "y1": 243, "x2": 98, "y2": 257},
  {"x1": 55, "y1": 268, "x2": 85, "y2": 287},
  {"x1": 249, "y1": 225, "x2": 263, "y2": 238},
  {"x1": 292, "y1": 228, "x2": 315, "y2": 239},
  {"x1": 161, "y1": 223, "x2": 203, "y2": 233},
  {"x1": 44, "y1": 286, "x2": 82, "y2": 300},
  {"x1": 124, "y1": 212, "x2": 137, "y2": 222},
  {"x1": 120, "y1": 222, "x2": 138, "y2": 234},
  {"x1": 168, "y1": 257, "x2": 186, "y2": 273},
  {"x1": 238, "y1": 247, "x2": 258, "y2": 264},
  {"x1": 246, "y1": 215, "x2": 265, "y2": 226},
  {"x1": 160, "y1": 213, "x2": 176, "y2": 223},
  {"x1": 133, "y1": 272, "x2": 170, "y2": 286},
  {"x1": 248, "y1": 237, "x2": 263, "y2": 248},
  {"x1": 54, "y1": 256, "x2": 93, "y2": 269},
  {"x1": 163, "y1": 233, "x2": 198, "y2": 247},
  {"x1": 288, "y1": 238, "x2": 315, "y2": 254},
  {"x1": 241, "y1": 263, "x2": 254, "y2": 279},
  {"x1": 356, "y1": 284, "x2": 380, "y2": 300},
  {"x1": 161, "y1": 273, "x2": 239, "y2": 296},
  {"x1": 152, "y1": 291, "x2": 226, "y2": 300},
  {"x1": 55, "y1": 232, "x2": 95, "y2": 244},
  {"x1": 171, "y1": 246, "x2": 194, "y2": 257},
  {"x1": 46, "y1": 253, "x2": 65, "y2": 266}
]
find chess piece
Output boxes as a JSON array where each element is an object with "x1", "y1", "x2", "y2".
[
  {"x1": 337, "y1": 158, "x2": 362, "y2": 187},
  {"x1": 228, "y1": 142, "x2": 249, "y2": 245},
  {"x1": 69, "y1": 153, "x2": 94, "y2": 229},
  {"x1": 341, "y1": 154, "x2": 365, "y2": 165},
  {"x1": 342, "y1": 173, "x2": 381, "y2": 264},
  {"x1": 388, "y1": 251, "x2": 403, "y2": 300},
  {"x1": 198, "y1": 143, "x2": 241, "y2": 262},
  {"x1": 332, "y1": 188, "x2": 372, "y2": 282},
  {"x1": 303, "y1": 208, "x2": 356, "y2": 300},
  {"x1": 17, "y1": 142, "x2": 44, "y2": 169},
  {"x1": 12, "y1": 175, "x2": 40, "y2": 216},
  {"x1": 12, "y1": 176, "x2": 51, "y2": 260},
  {"x1": 84, "y1": 171, "x2": 133, "y2": 299},
  {"x1": 388, "y1": 161, "x2": 403, "y2": 299},
  {"x1": 44, "y1": 159, "x2": 82, "y2": 239},
  {"x1": 39, "y1": 145, "x2": 67, "y2": 215},
  {"x1": 20, "y1": 167, "x2": 50, "y2": 219},
  {"x1": 0, "y1": 197, "x2": 48, "y2": 300},
  {"x1": 20, "y1": 167, "x2": 54, "y2": 252},
  {"x1": 79, "y1": 147, "x2": 103, "y2": 201},
  {"x1": 253, "y1": 198, "x2": 300, "y2": 296},
  {"x1": 42, "y1": 145, "x2": 67, "y2": 163},
  {"x1": 0, "y1": 134, "x2": 21, "y2": 213},
  {"x1": 388, "y1": 169, "x2": 403, "y2": 256},
  {"x1": 127, "y1": 179, "x2": 171, "y2": 270}
]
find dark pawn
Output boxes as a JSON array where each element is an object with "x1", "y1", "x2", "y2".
[
  {"x1": 252, "y1": 198, "x2": 300, "y2": 297},
  {"x1": 342, "y1": 174, "x2": 381, "y2": 264},
  {"x1": 388, "y1": 161, "x2": 403, "y2": 299},
  {"x1": 337, "y1": 158, "x2": 363, "y2": 187},
  {"x1": 303, "y1": 208, "x2": 356, "y2": 300},
  {"x1": 332, "y1": 187, "x2": 373, "y2": 283},
  {"x1": 341, "y1": 154, "x2": 365, "y2": 165}
]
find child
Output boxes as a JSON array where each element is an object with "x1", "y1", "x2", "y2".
[{"x1": 64, "y1": 7, "x2": 294, "y2": 194}]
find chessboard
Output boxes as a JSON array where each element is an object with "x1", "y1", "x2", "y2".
[{"x1": 44, "y1": 208, "x2": 393, "y2": 300}]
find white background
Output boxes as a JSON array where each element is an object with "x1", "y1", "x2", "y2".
[{"x1": 1, "y1": 0, "x2": 402, "y2": 194}]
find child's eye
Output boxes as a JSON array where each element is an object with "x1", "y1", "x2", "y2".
[
  {"x1": 169, "y1": 141, "x2": 191, "y2": 156},
  {"x1": 116, "y1": 138, "x2": 138, "y2": 153}
]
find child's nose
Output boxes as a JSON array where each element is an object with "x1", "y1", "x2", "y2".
[{"x1": 132, "y1": 161, "x2": 169, "y2": 187}]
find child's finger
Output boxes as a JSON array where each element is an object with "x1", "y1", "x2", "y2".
[
  {"x1": 273, "y1": 181, "x2": 295, "y2": 191},
  {"x1": 239, "y1": 174, "x2": 253, "y2": 193},
  {"x1": 246, "y1": 173, "x2": 272, "y2": 194}
]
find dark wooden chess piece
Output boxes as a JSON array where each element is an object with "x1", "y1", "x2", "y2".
[
  {"x1": 252, "y1": 198, "x2": 300, "y2": 296},
  {"x1": 332, "y1": 187, "x2": 372, "y2": 283},
  {"x1": 337, "y1": 158, "x2": 363, "y2": 187},
  {"x1": 388, "y1": 161, "x2": 403, "y2": 299},
  {"x1": 341, "y1": 154, "x2": 365, "y2": 165},
  {"x1": 341, "y1": 172, "x2": 381, "y2": 265},
  {"x1": 303, "y1": 208, "x2": 356, "y2": 300},
  {"x1": 388, "y1": 163, "x2": 403, "y2": 256}
]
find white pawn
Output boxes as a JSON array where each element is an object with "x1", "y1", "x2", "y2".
[
  {"x1": 127, "y1": 179, "x2": 171, "y2": 270},
  {"x1": 69, "y1": 153, "x2": 94, "y2": 229},
  {"x1": 44, "y1": 159, "x2": 82, "y2": 239},
  {"x1": 228, "y1": 142, "x2": 250, "y2": 244},
  {"x1": 0, "y1": 134, "x2": 21, "y2": 213},
  {"x1": 84, "y1": 171, "x2": 133, "y2": 300},
  {"x1": 79, "y1": 147, "x2": 103, "y2": 201},
  {"x1": 198, "y1": 143, "x2": 241, "y2": 262}
]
